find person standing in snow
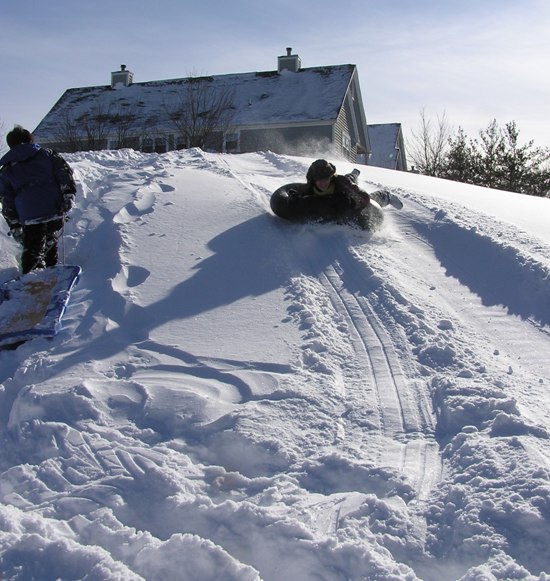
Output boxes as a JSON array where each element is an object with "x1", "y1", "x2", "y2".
[
  {"x1": 0, "y1": 126, "x2": 76, "y2": 273},
  {"x1": 270, "y1": 159, "x2": 402, "y2": 228}
]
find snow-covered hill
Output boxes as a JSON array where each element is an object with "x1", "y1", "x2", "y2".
[{"x1": 1, "y1": 149, "x2": 549, "y2": 580}]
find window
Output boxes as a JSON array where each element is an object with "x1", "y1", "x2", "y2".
[
  {"x1": 176, "y1": 136, "x2": 187, "y2": 150},
  {"x1": 342, "y1": 132, "x2": 352, "y2": 159},
  {"x1": 154, "y1": 137, "x2": 167, "y2": 154},
  {"x1": 224, "y1": 131, "x2": 240, "y2": 153},
  {"x1": 141, "y1": 136, "x2": 167, "y2": 153},
  {"x1": 141, "y1": 138, "x2": 154, "y2": 153}
]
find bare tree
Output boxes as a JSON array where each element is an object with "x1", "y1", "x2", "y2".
[
  {"x1": 164, "y1": 77, "x2": 236, "y2": 150},
  {"x1": 109, "y1": 105, "x2": 140, "y2": 149},
  {"x1": 53, "y1": 110, "x2": 88, "y2": 152},
  {"x1": 53, "y1": 103, "x2": 140, "y2": 152},
  {"x1": 77, "y1": 104, "x2": 113, "y2": 151},
  {"x1": 407, "y1": 108, "x2": 451, "y2": 176}
]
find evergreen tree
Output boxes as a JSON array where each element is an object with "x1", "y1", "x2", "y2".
[
  {"x1": 443, "y1": 127, "x2": 478, "y2": 184},
  {"x1": 498, "y1": 122, "x2": 549, "y2": 196},
  {"x1": 474, "y1": 119, "x2": 506, "y2": 188},
  {"x1": 440, "y1": 119, "x2": 549, "y2": 197}
]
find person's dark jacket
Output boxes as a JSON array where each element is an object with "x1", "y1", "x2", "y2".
[
  {"x1": 291, "y1": 174, "x2": 370, "y2": 220},
  {"x1": 0, "y1": 143, "x2": 76, "y2": 227},
  {"x1": 302, "y1": 174, "x2": 369, "y2": 200}
]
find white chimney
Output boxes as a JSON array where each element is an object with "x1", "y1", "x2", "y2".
[
  {"x1": 111, "y1": 64, "x2": 133, "y2": 88},
  {"x1": 277, "y1": 47, "x2": 301, "y2": 73}
]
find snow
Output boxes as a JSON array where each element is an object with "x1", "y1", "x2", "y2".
[{"x1": 1, "y1": 148, "x2": 549, "y2": 580}]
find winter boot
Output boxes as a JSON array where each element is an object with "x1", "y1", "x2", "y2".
[{"x1": 372, "y1": 189, "x2": 403, "y2": 210}]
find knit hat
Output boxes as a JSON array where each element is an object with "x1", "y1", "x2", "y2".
[
  {"x1": 306, "y1": 159, "x2": 336, "y2": 182},
  {"x1": 6, "y1": 126, "x2": 33, "y2": 149}
]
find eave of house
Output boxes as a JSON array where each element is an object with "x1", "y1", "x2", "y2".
[{"x1": 235, "y1": 119, "x2": 336, "y2": 131}]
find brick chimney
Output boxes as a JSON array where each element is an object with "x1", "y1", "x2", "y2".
[{"x1": 277, "y1": 47, "x2": 301, "y2": 73}]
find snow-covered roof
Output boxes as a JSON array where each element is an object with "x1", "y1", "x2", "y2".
[
  {"x1": 368, "y1": 123, "x2": 402, "y2": 169},
  {"x1": 34, "y1": 65, "x2": 357, "y2": 137}
]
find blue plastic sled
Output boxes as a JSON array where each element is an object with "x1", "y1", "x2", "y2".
[{"x1": 0, "y1": 265, "x2": 81, "y2": 349}]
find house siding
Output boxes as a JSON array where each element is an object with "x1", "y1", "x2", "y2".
[
  {"x1": 332, "y1": 71, "x2": 370, "y2": 163},
  {"x1": 348, "y1": 75, "x2": 369, "y2": 158},
  {"x1": 334, "y1": 106, "x2": 356, "y2": 162},
  {"x1": 238, "y1": 125, "x2": 333, "y2": 155}
]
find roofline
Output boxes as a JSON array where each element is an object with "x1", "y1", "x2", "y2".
[
  {"x1": 367, "y1": 122, "x2": 402, "y2": 128},
  {"x1": 61, "y1": 64, "x2": 357, "y2": 92}
]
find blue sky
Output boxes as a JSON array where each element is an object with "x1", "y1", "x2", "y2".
[{"x1": 2, "y1": 0, "x2": 549, "y2": 151}]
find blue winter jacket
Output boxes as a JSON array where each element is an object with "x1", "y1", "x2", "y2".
[{"x1": 0, "y1": 143, "x2": 76, "y2": 226}]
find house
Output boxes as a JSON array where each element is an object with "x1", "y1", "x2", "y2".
[
  {"x1": 33, "y1": 49, "x2": 373, "y2": 162},
  {"x1": 367, "y1": 123, "x2": 408, "y2": 171}
]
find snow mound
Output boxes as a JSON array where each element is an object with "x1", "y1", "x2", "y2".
[{"x1": 1, "y1": 149, "x2": 549, "y2": 580}]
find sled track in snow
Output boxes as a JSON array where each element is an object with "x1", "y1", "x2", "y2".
[
  {"x1": 314, "y1": 235, "x2": 441, "y2": 500},
  {"x1": 217, "y1": 158, "x2": 442, "y2": 502},
  {"x1": 320, "y1": 263, "x2": 408, "y2": 437}
]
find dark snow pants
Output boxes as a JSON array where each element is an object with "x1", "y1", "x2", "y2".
[{"x1": 21, "y1": 218, "x2": 63, "y2": 273}]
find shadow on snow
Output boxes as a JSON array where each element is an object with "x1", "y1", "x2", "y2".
[{"x1": 412, "y1": 218, "x2": 550, "y2": 327}]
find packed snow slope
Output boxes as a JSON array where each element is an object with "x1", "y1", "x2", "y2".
[{"x1": 1, "y1": 148, "x2": 549, "y2": 581}]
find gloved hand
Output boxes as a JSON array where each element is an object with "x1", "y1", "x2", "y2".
[
  {"x1": 60, "y1": 183, "x2": 76, "y2": 194},
  {"x1": 356, "y1": 192, "x2": 370, "y2": 208},
  {"x1": 9, "y1": 226, "x2": 24, "y2": 244},
  {"x1": 61, "y1": 195, "x2": 74, "y2": 213}
]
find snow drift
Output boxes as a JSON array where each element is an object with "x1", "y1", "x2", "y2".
[{"x1": 0, "y1": 148, "x2": 549, "y2": 580}]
